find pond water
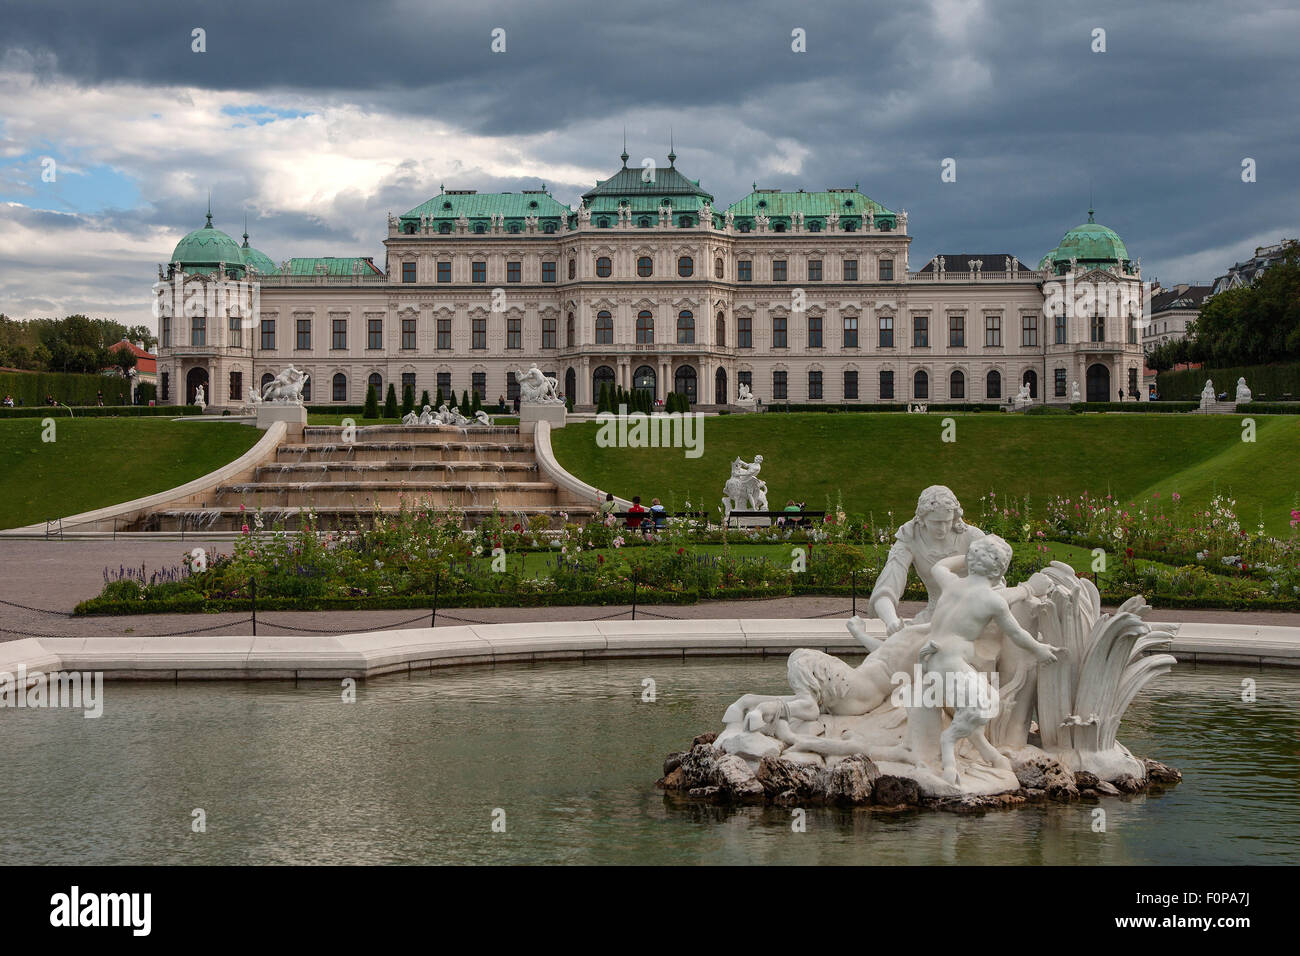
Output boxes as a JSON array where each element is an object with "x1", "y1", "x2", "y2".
[{"x1": 3, "y1": 659, "x2": 1297, "y2": 865}]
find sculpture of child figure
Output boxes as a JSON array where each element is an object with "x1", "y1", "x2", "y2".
[{"x1": 912, "y1": 535, "x2": 1058, "y2": 784}]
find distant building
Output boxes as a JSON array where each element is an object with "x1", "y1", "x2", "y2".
[
  {"x1": 1142, "y1": 283, "x2": 1213, "y2": 349},
  {"x1": 1211, "y1": 239, "x2": 1297, "y2": 295},
  {"x1": 106, "y1": 338, "x2": 158, "y2": 402}
]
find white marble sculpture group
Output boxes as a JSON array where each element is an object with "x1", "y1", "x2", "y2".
[
  {"x1": 400, "y1": 404, "x2": 493, "y2": 427},
  {"x1": 193, "y1": 384, "x2": 206, "y2": 410},
  {"x1": 735, "y1": 383, "x2": 757, "y2": 409},
  {"x1": 515, "y1": 364, "x2": 563, "y2": 405},
  {"x1": 1071, "y1": 380, "x2": 1081, "y2": 403},
  {"x1": 715, "y1": 485, "x2": 1176, "y2": 797},
  {"x1": 246, "y1": 365, "x2": 310, "y2": 406},
  {"x1": 1235, "y1": 377, "x2": 1252, "y2": 404},
  {"x1": 1012, "y1": 381, "x2": 1033, "y2": 409},
  {"x1": 721, "y1": 455, "x2": 768, "y2": 517}
]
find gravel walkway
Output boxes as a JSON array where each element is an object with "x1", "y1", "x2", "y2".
[{"x1": 3, "y1": 538, "x2": 1298, "y2": 641}]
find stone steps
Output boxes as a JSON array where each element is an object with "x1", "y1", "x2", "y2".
[
  {"x1": 255, "y1": 461, "x2": 539, "y2": 482},
  {"x1": 146, "y1": 503, "x2": 597, "y2": 532}
]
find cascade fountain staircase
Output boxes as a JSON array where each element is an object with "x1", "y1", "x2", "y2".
[{"x1": 144, "y1": 424, "x2": 596, "y2": 532}]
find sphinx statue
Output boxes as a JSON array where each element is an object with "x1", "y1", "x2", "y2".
[{"x1": 1235, "y1": 377, "x2": 1252, "y2": 404}]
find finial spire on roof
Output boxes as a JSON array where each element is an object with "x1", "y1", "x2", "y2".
[
  {"x1": 668, "y1": 129, "x2": 676, "y2": 166},
  {"x1": 205, "y1": 191, "x2": 213, "y2": 228},
  {"x1": 242, "y1": 215, "x2": 249, "y2": 246},
  {"x1": 620, "y1": 127, "x2": 629, "y2": 167}
]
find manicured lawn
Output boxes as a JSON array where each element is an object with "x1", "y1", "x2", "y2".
[
  {"x1": 0, "y1": 418, "x2": 262, "y2": 529},
  {"x1": 305, "y1": 415, "x2": 520, "y2": 426},
  {"x1": 550, "y1": 412, "x2": 1300, "y2": 534}
]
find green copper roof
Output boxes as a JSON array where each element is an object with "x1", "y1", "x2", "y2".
[
  {"x1": 726, "y1": 187, "x2": 895, "y2": 229},
  {"x1": 400, "y1": 190, "x2": 570, "y2": 227},
  {"x1": 1044, "y1": 210, "x2": 1129, "y2": 269},
  {"x1": 240, "y1": 228, "x2": 278, "y2": 275},
  {"x1": 283, "y1": 257, "x2": 383, "y2": 277},
  {"x1": 171, "y1": 211, "x2": 246, "y2": 274},
  {"x1": 581, "y1": 154, "x2": 714, "y2": 220}
]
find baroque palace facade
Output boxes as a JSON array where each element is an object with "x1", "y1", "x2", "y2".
[{"x1": 155, "y1": 148, "x2": 1147, "y2": 410}]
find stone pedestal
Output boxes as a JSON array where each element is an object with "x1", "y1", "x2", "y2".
[
  {"x1": 519, "y1": 403, "x2": 567, "y2": 433},
  {"x1": 256, "y1": 402, "x2": 308, "y2": 438}
]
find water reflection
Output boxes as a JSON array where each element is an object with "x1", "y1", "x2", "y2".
[{"x1": 1, "y1": 659, "x2": 1295, "y2": 864}]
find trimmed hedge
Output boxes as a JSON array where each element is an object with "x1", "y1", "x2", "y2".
[
  {"x1": 0, "y1": 370, "x2": 134, "y2": 407},
  {"x1": 1158, "y1": 362, "x2": 1300, "y2": 402},
  {"x1": 1237, "y1": 402, "x2": 1300, "y2": 415},
  {"x1": 0, "y1": 404, "x2": 200, "y2": 418},
  {"x1": 767, "y1": 402, "x2": 1004, "y2": 413},
  {"x1": 1069, "y1": 401, "x2": 1198, "y2": 413}
]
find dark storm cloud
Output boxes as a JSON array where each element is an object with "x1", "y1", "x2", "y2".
[{"x1": 2, "y1": 0, "x2": 1297, "y2": 287}]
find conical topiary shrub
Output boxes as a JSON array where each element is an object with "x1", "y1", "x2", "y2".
[
  {"x1": 363, "y1": 384, "x2": 379, "y2": 420},
  {"x1": 384, "y1": 384, "x2": 399, "y2": 418}
]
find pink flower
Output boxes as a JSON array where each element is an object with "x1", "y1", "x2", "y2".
[{"x1": 241, "y1": 524, "x2": 250, "y2": 534}]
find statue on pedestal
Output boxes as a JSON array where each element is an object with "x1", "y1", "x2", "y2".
[
  {"x1": 721, "y1": 455, "x2": 767, "y2": 517},
  {"x1": 514, "y1": 364, "x2": 563, "y2": 405},
  {"x1": 1235, "y1": 377, "x2": 1252, "y2": 404}
]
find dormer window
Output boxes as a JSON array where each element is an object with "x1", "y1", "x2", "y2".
[
  {"x1": 529, "y1": 200, "x2": 538, "y2": 209},
  {"x1": 508, "y1": 222, "x2": 520, "y2": 233},
  {"x1": 442, "y1": 201, "x2": 452, "y2": 210},
  {"x1": 404, "y1": 223, "x2": 416, "y2": 234},
  {"x1": 739, "y1": 222, "x2": 750, "y2": 233},
  {"x1": 473, "y1": 222, "x2": 486, "y2": 234},
  {"x1": 543, "y1": 222, "x2": 556, "y2": 233},
  {"x1": 844, "y1": 199, "x2": 854, "y2": 208},
  {"x1": 757, "y1": 200, "x2": 767, "y2": 208},
  {"x1": 597, "y1": 217, "x2": 610, "y2": 228},
  {"x1": 808, "y1": 220, "x2": 821, "y2": 232},
  {"x1": 773, "y1": 222, "x2": 785, "y2": 232},
  {"x1": 638, "y1": 217, "x2": 651, "y2": 228},
  {"x1": 438, "y1": 222, "x2": 451, "y2": 234}
]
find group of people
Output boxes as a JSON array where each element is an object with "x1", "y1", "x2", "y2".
[{"x1": 599, "y1": 492, "x2": 669, "y2": 533}]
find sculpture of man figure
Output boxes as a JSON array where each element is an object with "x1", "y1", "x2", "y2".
[
  {"x1": 1200, "y1": 378, "x2": 1215, "y2": 406},
  {"x1": 911, "y1": 536, "x2": 1057, "y2": 783},
  {"x1": 515, "y1": 364, "x2": 562, "y2": 404},
  {"x1": 1071, "y1": 380, "x2": 1081, "y2": 402},
  {"x1": 417, "y1": 404, "x2": 436, "y2": 425},
  {"x1": 401, "y1": 409, "x2": 420, "y2": 426},
  {"x1": 869, "y1": 485, "x2": 984, "y2": 635},
  {"x1": 722, "y1": 455, "x2": 766, "y2": 515},
  {"x1": 193, "y1": 384, "x2": 205, "y2": 408}
]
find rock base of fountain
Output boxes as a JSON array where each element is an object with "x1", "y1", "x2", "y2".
[{"x1": 656, "y1": 735, "x2": 1181, "y2": 812}]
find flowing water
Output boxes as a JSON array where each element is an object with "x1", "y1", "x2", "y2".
[{"x1": 2, "y1": 660, "x2": 1296, "y2": 865}]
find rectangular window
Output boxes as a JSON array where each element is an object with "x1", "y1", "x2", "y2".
[
  {"x1": 879, "y1": 258, "x2": 894, "y2": 281},
  {"x1": 437, "y1": 372, "x2": 451, "y2": 397},
  {"x1": 541, "y1": 261, "x2": 556, "y2": 283},
  {"x1": 402, "y1": 261, "x2": 416, "y2": 283},
  {"x1": 738, "y1": 260, "x2": 752, "y2": 282},
  {"x1": 808, "y1": 370, "x2": 823, "y2": 399},
  {"x1": 772, "y1": 315, "x2": 787, "y2": 348},
  {"x1": 985, "y1": 315, "x2": 1002, "y2": 347},
  {"x1": 1127, "y1": 319, "x2": 1137, "y2": 345},
  {"x1": 843, "y1": 370, "x2": 858, "y2": 400},
  {"x1": 228, "y1": 315, "x2": 242, "y2": 348},
  {"x1": 368, "y1": 318, "x2": 383, "y2": 350},
  {"x1": 738, "y1": 316, "x2": 753, "y2": 349},
  {"x1": 772, "y1": 259, "x2": 787, "y2": 282},
  {"x1": 507, "y1": 376, "x2": 520, "y2": 402},
  {"x1": 437, "y1": 261, "x2": 451, "y2": 283},
  {"x1": 1128, "y1": 366, "x2": 1138, "y2": 398},
  {"x1": 332, "y1": 319, "x2": 347, "y2": 350},
  {"x1": 843, "y1": 316, "x2": 858, "y2": 347},
  {"x1": 472, "y1": 372, "x2": 486, "y2": 401},
  {"x1": 160, "y1": 371, "x2": 169, "y2": 402},
  {"x1": 773, "y1": 370, "x2": 787, "y2": 400},
  {"x1": 161, "y1": 317, "x2": 171, "y2": 348},
  {"x1": 472, "y1": 261, "x2": 486, "y2": 283},
  {"x1": 229, "y1": 371, "x2": 242, "y2": 406},
  {"x1": 913, "y1": 315, "x2": 929, "y2": 348},
  {"x1": 296, "y1": 318, "x2": 311, "y2": 350},
  {"x1": 472, "y1": 317, "x2": 486, "y2": 349},
  {"x1": 1090, "y1": 316, "x2": 1105, "y2": 342},
  {"x1": 808, "y1": 315, "x2": 822, "y2": 348},
  {"x1": 949, "y1": 315, "x2": 965, "y2": 348},
  {"x1": 1055, "y1": 314, "x2": 1067, "y2": 344},
  {"x1": 843, "y1": 259, "x2": 858, "y2": 281},
  {"x1": 879, "y1": 370, "x2": 894, "y2": 400},
  {"x1": 507, "y1": 316, "x2": 521, "y2": 349},
  {"x1": 507, "y1": 261, "x2": 521, "y2": 283},
  {"x1": 191, "y1": 317, "x2": 206, "y2": 347},
  {"x1": 437, "y1": 318, "x2": 452, "y2": 350},
  {"x1": 1022, "y1": 315, "x2": 1038, "y2": 347},
  {"x1": 402, "y1": 317, "x2": 417, "y2": 350},
  {"x1": 541, "y1": 315, "x2": 556, "y2": 349},
  {"x1": 259, "y1": 319, "x2": 274, "y2": 351},
  {"x1": 808, "y1": 259, "x2": 822, "y2": 281},
  {"x1": 879, "y1": 316, "x2": 894, "y2": 348},
  {"x1": 1055, "y1": 368, "x2": 1067, "y2": 397}
]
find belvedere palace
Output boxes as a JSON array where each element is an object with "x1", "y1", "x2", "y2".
[{"x1": 155, "y1": 147, "x2": 1147, "y2": 410}]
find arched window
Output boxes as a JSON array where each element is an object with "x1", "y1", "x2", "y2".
[
  {"x1": 914, "y1": 369, "x2": 929, "y2": 400},
  {"x1": 808, "y1": 220, "x2": 821, "y2": 232},
  {"x1": 595, "y1": 257, "x2": 612, "y2": 277},
  {"x1": 678, "y1": 216, "x2": 693, "y2": 227},
  {"x1": 332, "y1": 372, "x2": 347, "y2": 402},
  {"x1": 1023, "y1": 369, "x2": 1038, "y2": 398},
  {"x1": 842, "y1": 221, "x2": 856, "y2": 232},
  {"x1": 678, "y1": 256, "x2": 694, "y2": 277},
  {"x1": 986, "y1": 370, "x2": 1002, "y2": 399},
  {"x1": 714, "y1": 257, "x2": 724, "y2": 279},
  {"x1": 595, "y1": 311, "x2": 613, "y2": 344},
  {"x1": 633, "y1": 365, "x2": 656, "y2": 400},
  {"x1": 597, "y1": 217, "x2": 609, "y2": 228},
  {"x1": 738, "y1": 222, "x2": 751, "y2": 233},
  {"x1": 593, "y1": 365, "x2": 615, "y2": 401},
  {"x1": 677, "y1": 310, "x2": 695, "y2": 344},
  {"x1": 716, "y1": 312, "x2": 726, "y2": 346},
  {"x1": 438, "y1": 222, "x2": 451, "y2": 234},
  {"x1": 261, "y1": 372, "x2": 275, "y2": 390},
  {"x1": 773, "y1": 222, "x2": 786, "y2": 232},
  {"x1": 508, "y1": 222, "x2": 520, "y2": 233},
  {"x1": 566, "y1": 312, "x2": 575, "y2": 347},
  {"x1": 949, "y1": 369, "x2": 965, "y2": 400},
  {"x1": 674, "y1": 365, "x2": 698, "y2": 403},
  {"x1": 543, "y1": 222, "x2": 556, "y2": 234},
  {"x1": 301, "y1": 376, "x2": 312, "y2": 402},
  {"x1": 564, "y1": 368, "x2": 576, "y2": 401},
  {"x1": 568, "y1": 259, "x2": 576, "y2": 280},
  {"x1": 638, "y1": 217, "x2": 651, "y2": 228},
  {"x1": 637, "y1": 256, "x2": 653, "y2": 277},
  {"x1": 636, "y1": 310, "x2": 654, "y2": 344},
  {"x1": 368, "y1": 372, "x2": 382, "y2": 396}
]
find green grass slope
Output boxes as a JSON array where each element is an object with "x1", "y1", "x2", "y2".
[
  {"x1": 550, "y1": 412, "x2": 1299, "y2": 533},
  {"x1": 0, "y1": 418, "x2": 262, "y2": 529}
]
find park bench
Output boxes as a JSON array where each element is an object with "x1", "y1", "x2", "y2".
[{"x1": 725, "y1": 509, "x2": 826, "y2": 528}]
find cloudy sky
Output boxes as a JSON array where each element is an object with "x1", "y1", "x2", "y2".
[{"x1": 1, "y1": 0, "x2": 1296, "y2": 328}]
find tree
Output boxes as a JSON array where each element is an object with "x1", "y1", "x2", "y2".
[
  {"x1": 363, "y1": 384, "x2": 379, "y2": 419},
  {"x1": 420, "y1": 389, "x2": 431, "y2": 409},
  {"x1": 401, "y1": 384, "x2": 415, "y2": 416},
  {"x1": 460, "y1": 389, "x2": 470, "y2": 412},
  {"x1": 384, "y1": 383, "x2": 399, "y2": 418},
  {"x1": 113, "y1": 345, "x2": 138, "y2": 376},
  {"x1": 471, "y1": 390, "x2": 482, "y2": 415},
  {"x1": 435, "y1": 386, "x2": 444, "y2": 408}
]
